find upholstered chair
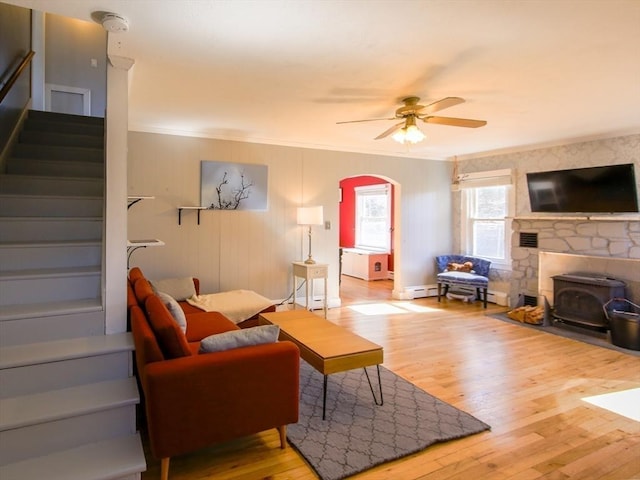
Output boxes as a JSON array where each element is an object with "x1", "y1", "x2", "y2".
[{"x1": 435, "y1": 255, "x2": 491, "y2": 308}]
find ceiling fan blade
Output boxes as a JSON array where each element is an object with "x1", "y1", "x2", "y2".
[
  {"x1": 375, "y1": 121, "x2": 406, "y2": 140},
  {"x1": 336, "y1": 117, "x2": 396, "y2": 124},
  {"x1": 421, "y1": 97, "x2": 465, "y2": 115},
  {"x1": 422, "y1": 116, "x2": 487, "y2": 128}
]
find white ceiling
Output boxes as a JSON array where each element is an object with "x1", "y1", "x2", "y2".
[{"x1": 6, "y1": 0, "x2": 640, "y2": 160}]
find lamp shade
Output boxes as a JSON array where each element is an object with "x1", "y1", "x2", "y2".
[{"x1": 297, "y1": 206, "x2": 323, "y2": 226}]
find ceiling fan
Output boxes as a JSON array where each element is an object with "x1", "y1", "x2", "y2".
[{"x1": 336, "y1": 96, "x2": 486, "y2": 144}]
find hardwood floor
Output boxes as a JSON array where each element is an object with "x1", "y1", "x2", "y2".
[{"x1": 141, "y1": 275, "x2": 640, "y2": 480}]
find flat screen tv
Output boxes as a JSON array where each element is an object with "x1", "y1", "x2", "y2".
[{"x1": 526, "y1": 164, "x2": 639, "y2": 213}]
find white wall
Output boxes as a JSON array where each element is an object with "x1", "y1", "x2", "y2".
[
  {"x1": 44, "y1": 13, "x2": 107, "y2": 117},
  {"x1": 127, "y1": 132, "x2": 453, "y2": 304}
]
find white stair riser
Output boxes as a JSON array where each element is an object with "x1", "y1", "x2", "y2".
[
  {"x1": 0, "y1": 196, "x2": 103, "y2": 217},
  {"x1": 0, "y1": 244, "x2": 101, "y2": 271},
  {"x1": 0, "y1": 433, "x2": 144, "y2": 480},
  {"x1": 27, "y1": 110, "x2": 104, "y2": 123},
  {"x1": 24, "y1": 120, "x2": 104, "y2": 137},
  {"x1": 12, "y1": 144, "x2": 104, "y2": 162},
  {"x1": 0, "y1": 352, "x2": 131, "y2": 398},
  {"x1": 27, "y1": 110, "x2": 105, "y2": 126},
  {"x1": 19, "y1": 131, "x2": 104, "y2": 149},
  {"x1": 7, "y1": 159, "x2": 104, "y2": 178},
  {"x1": 0, "y1": 274, "x2": 100, "y2": 306},
  {"x1": 0, "y1": 311, "x2": 105, "y2": 347},
  {"x1": 0, "y1": 176, "x2": 103, "y2": 196},
  {"x1": 0, "y1": 406, "x2": 136, "y2": 466},
  {"x1": 0, "y1": 218, "x2": 102, "y2": 242}
]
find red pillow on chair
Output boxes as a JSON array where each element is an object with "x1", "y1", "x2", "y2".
[{"x1": 145, "y1": 295, "x2": 192, "y2": 359}]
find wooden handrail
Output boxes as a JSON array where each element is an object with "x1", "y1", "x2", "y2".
[{"x1": 0, "y1": 50, "x2": 35, "y2": 104}]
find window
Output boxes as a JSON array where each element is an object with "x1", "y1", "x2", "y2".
[
  {"x1": 355, "y1": 184, "x2": 391, "y2": 252},
  {"x1": 460, "y1": 170, "x2": 513, "y2": 269}
]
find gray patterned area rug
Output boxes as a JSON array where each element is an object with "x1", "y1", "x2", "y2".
[{"x1": 287, "y1": 360, "x2": 490, "y2": 480}]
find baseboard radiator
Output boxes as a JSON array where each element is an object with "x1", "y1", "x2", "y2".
[{"x1": 403, "y1": 284, "x2": 509, "y2": 306}]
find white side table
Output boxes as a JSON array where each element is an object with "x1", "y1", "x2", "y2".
[{"x1": 292, "y1": 261, "x2": 328, "y2": 318}]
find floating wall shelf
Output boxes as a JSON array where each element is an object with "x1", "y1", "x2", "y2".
[
  {"x1": 177, "y1": 206, "x2": 207, "y2": 225},
  {"x1": 127, "y1": 195, "x2": 163, "y2": 268},
  {"x1": 127, "y1": 195, "x2": 155, "y2": 209},
  {"x1": 127, "y1": 239, "x2": 165, "y2": 268}
]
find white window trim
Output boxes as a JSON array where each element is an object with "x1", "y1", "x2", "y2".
[
  {"x1": 460, "y1": 169, "x2": 514, "y2": 270},
  {"x1": 354, "y1": 183, "x2": 391, "y2": 253}
]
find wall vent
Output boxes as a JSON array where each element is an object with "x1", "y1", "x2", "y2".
[
  {"x1": 519, "y1": 232, "x2": 538, "y2": 248},
  {"x1": 523, "y1": 295, "x2": 538, "y2": 306}
]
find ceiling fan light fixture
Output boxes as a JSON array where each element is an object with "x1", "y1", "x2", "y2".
[{"x1": 393, "y1": 124, "x2": 425, "y2": 144}]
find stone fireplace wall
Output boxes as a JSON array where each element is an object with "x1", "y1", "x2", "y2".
[
  {"x1": 511, "y1": 218, "x2": 640, "y2": 307},
  {"x1": 455, "y1": 134, "x2": 640, "y2": 306}
]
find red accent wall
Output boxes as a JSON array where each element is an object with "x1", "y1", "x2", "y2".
[{"x1": 339, "y1": 176, "x2": 395, "y2": 271}]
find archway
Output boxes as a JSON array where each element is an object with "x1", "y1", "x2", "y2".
[{"x1": 338, "y1": 174, "x2": 401, "y2": 298}]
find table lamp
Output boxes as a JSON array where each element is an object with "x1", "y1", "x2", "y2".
[{"x1": 297, "y1": 206, "x2": 324, "y2": 264}]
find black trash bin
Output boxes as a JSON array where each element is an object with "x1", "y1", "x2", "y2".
[{"x1": 604, "y1": 298, "x2": 640, "y2": 351}]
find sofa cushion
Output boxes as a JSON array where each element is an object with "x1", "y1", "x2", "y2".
[
  {"x1": 157, "y1": 291, "x2": 187, "y2": 333},
  {"x1": 126, "y1": 279, "x2": 138, "y2": 309},
  {"x1": 185, "y1": 311, "x2": 239, "y2": 342},
  {"x1": 129, "y1": 267, "x2": 145, "y2": 283},
  {"x1": 134, "y1": 277, "x2": 156, "y2": 304},
  {"x1": 130, "y1": 304, "x2": 164, "y2": 370},
  {"x1": 146, "y1": 295, "x2": 192, "y2": 359},
  {"x1": 151, "y1": 276, "x2": 196, "y2": 301},
  {"x1": 199, "y1": 325, "x2": 280, "y2": 354}
]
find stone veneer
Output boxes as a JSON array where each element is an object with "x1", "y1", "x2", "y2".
[{"x1": 510, "y1": 218, "x2": 640, "y2": 307}]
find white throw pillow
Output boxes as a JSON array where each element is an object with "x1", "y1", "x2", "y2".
[
  {"x1": 151, "y1": 277, "x2": 196, "y2": 301},
  {"x1": 199, "y1": 325, "x2": 280, "y2": 354},
  {"x1": 156, "y1": 291, "x2": 187, "y2": 333}
]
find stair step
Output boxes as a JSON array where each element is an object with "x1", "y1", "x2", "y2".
[
  {"x1": 0, "y1": 332, "x2": 133, "y2": 370},
  {"x1": 6, "y1": 157, "x2": 104, "y2": 178},
  {"x1": 0, "y1": 377, "x2": 138, "y2": 431},
  {"x1": 0, "y1": 174, "x2": 103, "y2": 196},
  {"x1": 19, "y1": 130, "x2": 104, "y2": 149},
  {"x1": 0, "y1": 333, "x2": 133, "y2": 398},
  {"x1": 0, "y1": 303, "x2": 104, "y2": 347},
  {"x1": 0, "y1": 266, "x2": 101, "y2": 306},
  {"x1": 23, "y1": 118, "x2": 104, "y2": 137},
  {"x1": 0, "y1": 298, "x2": 102, "y2": 322},
  {"x1": 11, "y1": 143, "x2": 104, "y2": 162},
  {"x1": 0, "y1": 433, "x2": 144, "y2": 480},
  {"x1": 0, "y1": 240, "x2": 102, "y2": 270},
  {"x1": 27, "y1": 109, "x2": 105, "y2": 126},
  {"x1": 0, "y1": 217, "x2": 103, "y2": 242},
  {"x1": 0, "y1": 194, "x2": 103, "y2": 217}
]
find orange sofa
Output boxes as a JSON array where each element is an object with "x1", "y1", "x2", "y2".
[{"x1": 127, "y1": 268, "x2": 300, "y2": 480}]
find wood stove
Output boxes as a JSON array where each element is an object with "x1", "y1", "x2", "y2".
[{"x1": 552, "y1": 273, "x2": 626, "y2": 330}]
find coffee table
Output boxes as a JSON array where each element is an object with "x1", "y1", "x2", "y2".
[{"x1": 259, "y1": 310, "x2": 384, "y2": 419}]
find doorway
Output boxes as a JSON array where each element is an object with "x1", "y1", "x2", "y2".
[{"x1": 338, "y1": 175, "x2": 398, "y2": 297}]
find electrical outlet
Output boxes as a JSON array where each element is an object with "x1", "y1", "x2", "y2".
[{"x1": 325, "y1": 220, "x2": 331, "y2": 230}]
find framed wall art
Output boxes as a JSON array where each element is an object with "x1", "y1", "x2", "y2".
[{"x1": 200, "y1": 160, "x2": 268, "y2": 211}]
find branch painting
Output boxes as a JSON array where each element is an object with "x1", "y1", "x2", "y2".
[{"x1": 200, "y1": 161, "x2": 268, "y2": 210}]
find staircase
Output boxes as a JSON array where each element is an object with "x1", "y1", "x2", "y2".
[{"x1": 0, "y1": 111, "x2": 146, "y2": 479}]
